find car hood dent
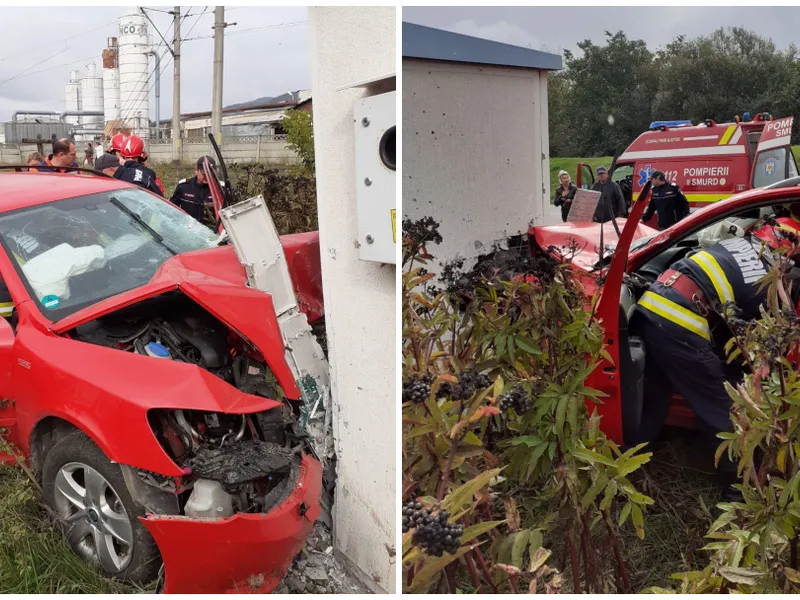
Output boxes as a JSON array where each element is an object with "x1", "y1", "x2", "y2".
[
  {"x1": 50, "y1": 247, "x2": 301, "y2": 400},
  {"x1": 532, "y1": 219, "x2": 657, "y2": 272}
]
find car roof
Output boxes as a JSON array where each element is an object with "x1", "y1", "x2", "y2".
[{"x1": 0, "y1": 171, "x2": 133, "y2": 213}]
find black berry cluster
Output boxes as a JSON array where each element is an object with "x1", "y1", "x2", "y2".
[
  {"x1": 499, "y1": 386, "x2": 531, "y2": 415},
  {"x1": 403, "y1": 374, "x2": 432, "y2": 404},
  {"x1": 402, "y1": 501, "x2": 463, "y2": 557},
  {"x1": 436, "y1": 369, "x2": 492, "y2": 400}
]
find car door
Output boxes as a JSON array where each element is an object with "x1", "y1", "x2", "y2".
[
  {"x1": 583, "y1": 182, "x2": 652, "y2": 445},
  {"x1": 751, "y1": 116, "x2": 797, "y2": 189},
  {"x1": 576, "y1": 163, "x2": 595, "y2": 190}
]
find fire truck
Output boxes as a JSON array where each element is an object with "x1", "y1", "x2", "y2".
[{"x1": 575, "y1": 113, "x2": 797, "y2": 223}]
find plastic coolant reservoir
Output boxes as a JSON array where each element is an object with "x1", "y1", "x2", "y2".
[
  {"x1": 184, "y1": 479, "x2": 235, "y2": 518},
  {"x1": 145, "y1": 342, "x2": 171, "y2": 359}
]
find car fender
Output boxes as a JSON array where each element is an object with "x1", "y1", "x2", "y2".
[{"x1": 13, "y1": 325, "x2": 282, "y2": 476}]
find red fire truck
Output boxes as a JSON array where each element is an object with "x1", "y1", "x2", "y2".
[{"x1": 575, "y1": 113, "x2": 797, "y2": 222}]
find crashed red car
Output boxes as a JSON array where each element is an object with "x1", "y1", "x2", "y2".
[
  {"x1": 529, "y1": 177, "x2": 800, "y2": 446},
  {"x1": 0, "y1": 170, "x2": 323, "y2": 592}
]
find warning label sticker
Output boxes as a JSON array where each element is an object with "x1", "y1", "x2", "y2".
[{"x1": 391, "y1": 209, "x2": 396, "y2": 243}]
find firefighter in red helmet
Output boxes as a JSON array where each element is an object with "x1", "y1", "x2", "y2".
[
  {"x1": 113, "y1": 135, "x2": 163, "y2": 196},
  {"x1": 109, "y1": 133, "x2": 127, "y2": 158},
  {"x1": 630, "y1": 215, "x2": 800, "y2": 500}
]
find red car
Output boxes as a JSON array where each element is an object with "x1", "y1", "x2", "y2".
[
  {"x1": 529, "y1": 178, "x2": 800, "y2": 445},
  {"x1": 0, "y1": 169, "x2": 323, "y2": 592}
]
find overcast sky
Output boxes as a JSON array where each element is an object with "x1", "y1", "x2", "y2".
[
  {"x1": 403, "y1": 7, "x2": 800, "y2": 57},
  {"x1": 0, "y1": 6, "x2": 310, "y2": 122}
]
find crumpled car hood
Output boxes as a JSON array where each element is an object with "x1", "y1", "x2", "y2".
[
  {"x1": 531, "y1": 219, "x2": 656, "y2": 272},
  {"x1": 51, "y1": 245, "x2": 301, "y2": 400}
]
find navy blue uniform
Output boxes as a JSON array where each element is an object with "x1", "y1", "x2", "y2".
[
  {"x1": 115, "y1": 161, "x2": 163, "y2": 196},
  {"x1": 169, "y1": 176, "x2": 217, "y2": 224},
  {"x1": 632, "y1": 236, "x2": 771, "y2": 440},
  {"x1": 642, "y1": 181, "x2": 690, "y2": 230}
]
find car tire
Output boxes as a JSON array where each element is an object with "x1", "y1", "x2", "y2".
[{"x1": 42, "y1": 430, "x2": 162, "y2": 584}]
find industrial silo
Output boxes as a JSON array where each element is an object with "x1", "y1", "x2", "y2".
[
  {"x1": 117, "y1": 7, "x2": 150, "y2": 139},
  {"x1": 79, "y1": 63, "x2": 104, "y2": 129},
  {"x1": 102, "y1": 37, "x2": 120, "y2": 126},
  {"x1": 64, "y1": 70, "x2": 81, "y2": 126}
]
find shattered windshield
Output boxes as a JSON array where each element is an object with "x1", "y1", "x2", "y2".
[{"x1": 0, "y1": 188, "x2": 218, "y2": 320}]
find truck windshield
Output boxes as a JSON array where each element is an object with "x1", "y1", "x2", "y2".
[{"x1": 0, "y1": 188, "x2": 218, "y2": 320}]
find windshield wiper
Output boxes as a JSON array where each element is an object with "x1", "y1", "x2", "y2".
[{"x1": 109, "y1": 197, "x2": 176, "y2": 255}]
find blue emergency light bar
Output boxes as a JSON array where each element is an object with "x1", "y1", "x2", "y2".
[{"x1": 649, "y1": 120, "x2": 693, "y2": 129}]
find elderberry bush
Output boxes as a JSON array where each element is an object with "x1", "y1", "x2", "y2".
[
  {"x1": 402, "y1": 500, "x2": 464, "y2": 557},
  {"x1": 403, "y1": 374, "x2": 432, "y2": 404},
  {"x1": 499, "y1": 385, "x2": 531, "y2": 415}
]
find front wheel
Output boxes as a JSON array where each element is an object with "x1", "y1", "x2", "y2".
[{"x1": 42, "y1": 431, "x2": 162, "y2": 583}]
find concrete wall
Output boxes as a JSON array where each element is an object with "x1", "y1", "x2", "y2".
[
  {"x1": 308, "y1": 6, "x2": 396, "y2": 593},
  {"x1": 403, "y1": 60, "x2": 558, "y2": 271},
  {"x1": 146, "y1": 140, "x2": 299, "y2": 165},
  {"x1": 0, "y1": 139, "x2": 300, "y2": 166}
]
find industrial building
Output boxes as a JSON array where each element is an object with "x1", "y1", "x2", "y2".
[{"x1": 1, "y1": 6, "x2": 310, "y2": 156}]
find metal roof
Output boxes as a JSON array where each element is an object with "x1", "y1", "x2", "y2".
[{"x1": 402, "y1": 22, "x2": 562, "y2": 71}]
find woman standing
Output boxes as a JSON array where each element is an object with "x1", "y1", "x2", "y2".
[{"x1": 553, "y1": 169, "x2": 577, "y2": 222}]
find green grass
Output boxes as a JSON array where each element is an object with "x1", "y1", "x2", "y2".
[{"x1": 0, "y1": 463, "x2": 151, "y2": 594}]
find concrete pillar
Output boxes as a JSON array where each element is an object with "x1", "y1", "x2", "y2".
[{"x1": 307, "y1": 6, "x2": 396, "y2": 593}]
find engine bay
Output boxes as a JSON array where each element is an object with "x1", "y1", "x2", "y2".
[{"x1": 67, "y1": 291, "x2": 311, "y2": 517}]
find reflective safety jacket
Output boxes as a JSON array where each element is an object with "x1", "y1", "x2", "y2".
[{"x1": 638, "y1": 236, "x2": 773, "y2": 339}]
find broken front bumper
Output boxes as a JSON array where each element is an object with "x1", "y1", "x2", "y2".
[{"x1": 140, "y1": 453, "x2": 322, "y2": 593}]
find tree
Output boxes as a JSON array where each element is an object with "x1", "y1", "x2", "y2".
[{"x1": 282, "y1": 109, "x2": 315, "y2": 176}]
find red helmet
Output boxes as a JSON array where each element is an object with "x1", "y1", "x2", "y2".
[
  {"x1": 119, "y1": 135, "x2": 145, "y2": 159},
  {"x1": 751, "y1": 217, "x2": 800, "y2": 253},
  {"x1": 110, "y1": 133, "x2": 127, "y2": 154}
]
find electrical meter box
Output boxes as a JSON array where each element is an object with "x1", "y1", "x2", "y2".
[{"x1": 353, "y1": 88, "x2": 396, "y2": 265}]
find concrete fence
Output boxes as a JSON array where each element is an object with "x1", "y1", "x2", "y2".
[{"x1": 0, "y1": 135, "x2": 300, "y2": 166}]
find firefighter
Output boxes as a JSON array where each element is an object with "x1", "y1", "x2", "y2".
[
  {"x1": 630, "y1": 217, "x2": 800, "y2": 497},
  {"x1": 591, "y1": 166, "x2": 626, "y2": 222},
  {"x1": 108, "y1": 133, "x2": 127, "y2": 159},
  {"x1": 114, "y1": 135, "x2": 163, "y2": 196},
  {"x1": 641, "y1": 170, "x2": 690, "y2": 230},
  {"x1": 139, "y1": 150, "x2": 165, "y2": 196},
  {"x1": 170, "y1": 156, "x2": 219, "y2": 225}
]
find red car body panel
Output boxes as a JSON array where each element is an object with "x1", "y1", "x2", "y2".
[
  {"x1": 530, "y1": 183, "x2": 800, "y2": 444},
  {"x1": 0, "y1": 172, "x2": 324, "y2": 593},
  {"x1": 142, "y1": 455, "x2": 322, "y2": 594}
]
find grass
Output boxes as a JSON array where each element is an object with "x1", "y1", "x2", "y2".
[{"x1": 0, "y1": 463, "x2": 151, "y2": 594}]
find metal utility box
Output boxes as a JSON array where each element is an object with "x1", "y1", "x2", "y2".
[
  {"x1": 353, "y1": 89, "x2": 396, "y2": 265},
  {"x1": 2, "y1": 122, "x2": 71, "y2": 144}
]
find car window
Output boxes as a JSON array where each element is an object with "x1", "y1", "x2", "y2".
[
  {"x1": 753, "y1": 147, "x2": 790, "y2": 188},
  {"x1": 0, "y1": 188, "x2": 218, "y2": 320}
]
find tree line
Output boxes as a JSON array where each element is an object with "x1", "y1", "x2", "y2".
[{"x1": 548, "y1": 28, "x2": 800, "y2": 158}]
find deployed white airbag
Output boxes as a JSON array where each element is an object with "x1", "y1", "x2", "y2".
[{"x1": 22, "y1": 243, "x2": 106, "y2": 301}]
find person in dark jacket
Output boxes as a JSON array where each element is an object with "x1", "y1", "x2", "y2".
[
  {"x1": 170, "y1": 156, "x2": 219, "y2": 225},
  {"x1": 591, "y1": 165, "x2": 626, "y2": 222},
  {"x1": 553, "y1": 169, "x2": 578, "y2": 222},
  {"x1": 630, "y1": 218, "x2": 800, "y2": 499},
  {"x1": 114, "y1": 135, "x2": 163, "y2": 196},
  {"x1": 642, "y1": 170, "x2": 690, "y2": 230}
]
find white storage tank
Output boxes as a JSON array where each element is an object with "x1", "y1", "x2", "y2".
[
  {"x1": 64, "y1": 70, "x2": 81, "y2": 126},
  {"x1": 118, "y1": 7, "x2": 150, "y2": 139},
  {"x1": 79, "y1": 63, "x2": 104, "y2": 127},
  {"x1": 103, "y1": 37, "x2": 120, "y2": 124}
]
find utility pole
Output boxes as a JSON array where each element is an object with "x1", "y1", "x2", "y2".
[
  {"x1": 172, "y1": 6, "x2": 181, "y2": 162},
  {"x1": 211, "y1": 6, "x2": 224, "y2": 150}
]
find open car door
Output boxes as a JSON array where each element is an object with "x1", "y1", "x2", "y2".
[
  {"x1": 576, "y1": 162, "x2": 595, "y2": 190},
  {"x1": 583, "y1": 181, "x2": 652, "y2": 445},
  {"x1": 751, "y1": 116, "x2": 798, "y2": 189}
]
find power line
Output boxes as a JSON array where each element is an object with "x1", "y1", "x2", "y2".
[
  {"x1": 0, "y1": 48, "x2": 65, "y2": 89},
  {"x1": 2, "y1": 54, "x2": 99, "y2": 82},
  {"x1": 0, "y1": 19, "x2": 116, "y2": 64},
  {"x1": 183, "y1": 20, "x2": 307, "y2": 42},
  {"x1": 117, "y1": 7, "x2": 198, "y2": 129}
]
